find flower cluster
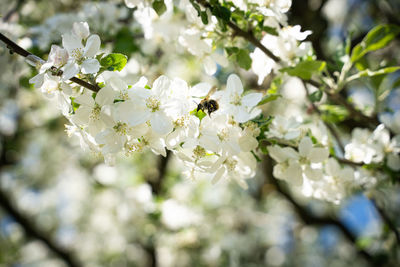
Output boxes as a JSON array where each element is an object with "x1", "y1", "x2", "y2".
[
  {"x1": 29, "y1": 22, "x2": 262, "y2": 188},
  {"x1": 345, "y1": 124, "x2": 400, "y2": 171}
]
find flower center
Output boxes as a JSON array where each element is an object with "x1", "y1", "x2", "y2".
[
  {"x1": 174, "y1": 116, "x2": 188, "y2": 128},
  {"x1": 113, "y1": 122, "x2": 128, "y2": 135},
  {"x1": 146, "y1": 96, "x2": 160, "y2": 112},
  {"x1": 217, "y1": 128, "x2": 229, "y2": 141},
  {"x1": 224, "y1": 158, "x2": 238, "y2": 172},
  {"x1": 231, "y1": 93, "x2": 242, "y2": 106},
  {"x1": 70, "y1": 48, "x2": 84, "y2": 63},
  {"x1": 120, "y1": 90, "x2": 130, "y2": 101},
  {"x1": 90, "y1": 103, "x2": 101, "y2": 120},
  {"x1": 193, "y1": 145, "x2": 206, "y2": 159},
  {"x1": 125, "y1": 141, "x2": 144, "y2": 154}
]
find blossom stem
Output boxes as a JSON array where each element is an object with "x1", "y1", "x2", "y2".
[{"x1": 0, "y1": 32, "x2": 101, "y2": 92}]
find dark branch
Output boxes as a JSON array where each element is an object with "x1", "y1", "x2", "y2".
[
  {"x1": 0, "y1": 189, "x2": 82, "y2": 267},
  {"x1": 194, "y1": 0, "x2": 281, "y2": 63},
  {"x1": 0, "y1": 33, "x2": 101, "y2": 92},
  {"x1": 262, "y1": 156, "x2": 379, "y2": 266},
  {"x1": 370, "y1": 197, "x2": 400, "y2": 246}
]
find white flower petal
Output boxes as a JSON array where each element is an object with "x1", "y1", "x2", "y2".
[
  {"x1": 96, "y1": 86, "x2": 115, "y2": 106},
  {"x1": 62, "y1": 33, "x2": 82, "y2": 54},
  {"x1": 226, "y1": 74, "x2": 243, "y2": 95},
  {"x1": 150, "y1": 111, "x2": 173, "y2": 135},
  {"x1": 81, "y1": 59, "x2": 100, "y2": 74},
  {"x1": 191, "y1": 82, "x2": 212, "y2": 97},
  {"x1": 308, "y1": 147, "x2": 329, "y2": 163},
  {"x1": 75, "y1": 92, "x2": 95, "y2": 107},
  {"x1": 72, "y1": 22, "x2": 90, "y2": 40},
  {"x1": 299, "y1": 137, "x2": 312, "y2": 157},
  {"x1": 304, "y1": 166, "x2": 323, "y2": 181},
  {"x1": 204, "y1": 56, "x2": 217, "y2": 75},
  {"x1": 242, "y1": 93, "x2": 262, "y2": 107},
  {"x1": 62, "y1": 62, "x2": 79, "y2": 80},
  {"x1": 83, "y1": 34, "x2": 101, "y2": 58},
  {"x1": 118, "y1": 102, "x2": 150, "y2": 126},
  {"x1": 152, "y1": 75, "x2": 170, "y2": 96}
]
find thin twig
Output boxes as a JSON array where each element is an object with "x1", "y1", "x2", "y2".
[
  {"x1": 303, "y1": 81, "x2": 345, "y2": 153},
  {"x1": 262, "y1": 156, "x2": 379, "y2": 266},
  {"x1": 370, "y1": 197, "x2": 400, "y2": 246},
  {"x1": 0, "y1": 33, "x2": 101, "y2": 92},
  {"x1": 194, "y1": 0, "x2": 280, "y2": 62}
]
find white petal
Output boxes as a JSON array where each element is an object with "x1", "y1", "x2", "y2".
[
  {"x1": 191, "y1": 82, "x2": 212, "y2": 97},
  {"x1": 204, "y1": 56, "x2": 217, "y2": 75},
  {"x1": 308, "y1": 147, "x2": 329, "y2": 163},
  {"x1": 73, "y1": 106, "x2": 92, "y2": 125},
  {"x1": 96, "y1": 86, "x2": 115, "y2": 106},
  {"x1": 286, "y1": 161, "x2": 303, "y2": 186},
  {"x1": 62, "y1": 62, "x2": 79, "y2": 80},
  {"x1": 118, "y1": 102, "x2": 150, "y2": 126},
  {"x1": 387, "y1": 153, "x2": 400, "y2": 171},
  {"x1": 234, "y1": 108, "x2": 251, "y2": 123},
  {"x1": 81, "y1": 59, "x2": 100, "y2": 74},
  {"x1": 108, "y1": 76, "x2": 127, "y2": 91},
  {"x1": 304, "y1": 166, "x2": 323, "y2": 181},
  {"x1": 299, "y1": 137, "x2": 312, "y2": 157},
  {"x1": 75, "y1": 92, "x2": 95, "y2": 107},
  {"x1": 29, "y1": 73, "x2": 45, "y2": 88},
  {"x1": 212, "y1": 167, "x2": 225, "y2": 185},
  {"x1": 150, "y1": 112, "x2": 173, "y2": 135},
  {"x1": 242, "y1": 93, "x2": 262, "y2": 107},
  {"x1": 72, "y1": 22, "x2": 90, "y2": 40},
  {"x1": 62, "y1": 33, "x2": 82, "y2": 54},
  {"x1": 83, "y1": 34, "x2": 101, "y2": 58},
  {"x1": 226, "y1": 74, "x2": 243, "y2": 95},
  {"x1": 152, "y1": 75, "x2": 171, "y2": 96}
]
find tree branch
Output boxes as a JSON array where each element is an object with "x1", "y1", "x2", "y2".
[
  {"x1": 0, "y1": 33, "x2": 101, "y2": 92},
  {"x1": 0, "y1": 189, "x2": 82, "y2": 267},
  {"x1": 370, "y1": 197, "x2": 400, "y2": 246},
  {"x1": 262, "y1": 155, "x2": 380, "y2": 266}
]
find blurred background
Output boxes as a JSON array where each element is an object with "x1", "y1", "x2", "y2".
[{"x1": 0, "y1": 0, "x2": 400, "y2": 266}]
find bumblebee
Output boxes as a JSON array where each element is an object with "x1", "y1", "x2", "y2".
[{"x1": 197, "y1": 86, "x2": 219, "y2": 115}]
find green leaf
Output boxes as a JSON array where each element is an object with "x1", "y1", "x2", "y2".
[
  {"x1": 351, "y1": 24, "x2": 400, "y2": 62},
  {"x1": 152, "y1": 0, "x2": 167, "y2": 16},
  {"x1": 70, "y1": 97, "x2": 80, "y2": 113},
  {"x1": 280, "y1": 60, "x2": 326, "y2": 80},
  {"x1": 200, "y1": 11, "x2": 208, "y2": 25},
  {"x1": 211, "y1": 5, "x2": 231, "y2": 22},
  {"x1": 100, "y1": 53, "x2": 128, "y2": 72},
  {"x1": 190, "y1": 108, "x2": 206, "y2": 120},
  {"x1": 258, "y1": 94, "x2": 280, "y2": 106},
  {"x1": 114, "y1": 27, "x2": 140, "y2": 55},
  {"x1": 309, "y1": 90, "x2": 323, "y2": 102},
  {"x1": 262, "y1": 26, "x2": 278, "y2": 36},
  {"x1": 319, "y1": 104, "x2": 349, "y2": 123},
  {"x1": 236, "y1": 49, "x2": 252, "y2": 70},
  {"x1": 225, "y1": 47, "x2": 239, "y2": 56}
]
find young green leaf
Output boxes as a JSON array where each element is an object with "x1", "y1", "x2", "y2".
[
  {"x1": 351, "y1": 24, "x2": 400, "y2": 63},
  {"x1": 309, "y1": 90, "x2": 323, "y2": 102},
  {"x1": 152, "y1": 0, "x2": 167, "y2": 16},
  {"x1": 100, "y1": 53, "x2": 128, "y2": 72},
  {"x1": 236, "y1": 49, "x2": 252, "y2": 70},
  {"x1": 280, "y1": 60, "x2": 326, "y2": 80}
]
